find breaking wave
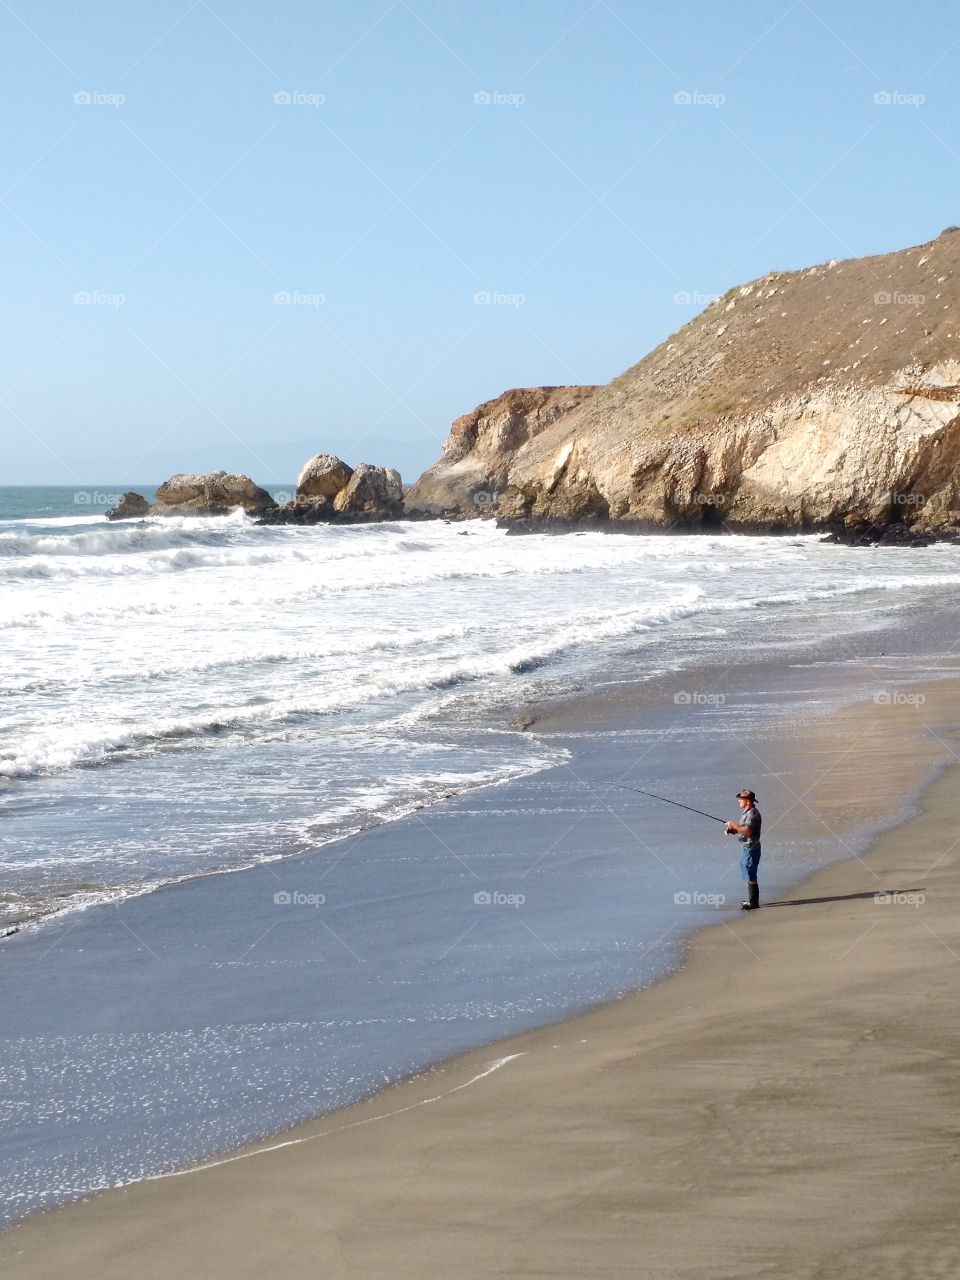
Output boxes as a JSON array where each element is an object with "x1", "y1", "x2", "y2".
[{"x1": 5, "y1": 504, "x2": 960, "y2": 933}]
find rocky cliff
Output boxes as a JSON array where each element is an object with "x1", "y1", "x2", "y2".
[
  {"x1": 413, "y1": 231, "x2": 960, "y2": 535},
  {"x1": 406, "y1": 386, "x2": 600, "y2": 515}
]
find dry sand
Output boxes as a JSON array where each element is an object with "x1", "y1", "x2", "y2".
[{"x1": 4, "y1": 688, "x2": 960, "y2": 1278}]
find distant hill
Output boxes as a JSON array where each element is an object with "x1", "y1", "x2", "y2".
[{"x1": 411, "y1": 230, "x2": 960, "y2": 536}]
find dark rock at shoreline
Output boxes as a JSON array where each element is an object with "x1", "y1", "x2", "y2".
[
  {"x1": 496, "y1": 512, "x2": 960, "y2": 546},
  {"x1": 257, "y1": 504, "x2": 403, "y2": 526},
  {"x1": 823, "y1": 520, "x2": 959, "y2": 547}
]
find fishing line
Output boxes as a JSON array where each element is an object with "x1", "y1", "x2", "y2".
[{"x1": 612, "y1": 783, "x2": 727, "y2": 824}]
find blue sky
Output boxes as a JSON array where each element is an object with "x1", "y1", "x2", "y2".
[{"x1": 2, "y1": 0, "x2": 958, "y2": 485}]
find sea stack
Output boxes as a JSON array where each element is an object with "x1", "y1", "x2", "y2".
[
  {"x1": 260, "y1": 453, "x2": 404, "y2": 523},
  {"x1": 105, "y1": 492, "x2": 151, "y2": 520},
  {"x1": 106, "y1": 472, "x2": 277, "y2": 520}
]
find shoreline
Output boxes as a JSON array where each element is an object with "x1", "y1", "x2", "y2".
[
  {"x1": 0, "y1": 747, "x2": 567, "y2": 936},
  {"x1": 8, "y1": 586, "x2": 955, "y2": 938},
  {"x1": 3, "y1": 672, "x2": 960, "y2": 1272},
  {"x1": 496, "y1": 513, "x2": 959, "y2": 546},
  {"x1": 260, "y1": 508, "x2": 959, "y2": 546},
  {"x1": 62, "y1": 493, "x2": 958, "y2": 545}
]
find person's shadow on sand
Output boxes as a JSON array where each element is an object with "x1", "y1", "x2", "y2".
[{"x1": 762, "y1": 888, "x2": 926, "y2": 909}]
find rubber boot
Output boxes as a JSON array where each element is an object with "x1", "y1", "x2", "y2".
[{"x1": 741, "y1": 882, "x2": 760, "y2": 911}]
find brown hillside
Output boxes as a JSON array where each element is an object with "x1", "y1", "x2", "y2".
[{"x1": 416, "y1": 230, "x2": 960, "y2": 533}]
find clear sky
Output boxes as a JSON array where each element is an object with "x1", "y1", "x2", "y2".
[{"x1": 2, "y1": 0, "x2": 958, "y2": 486}]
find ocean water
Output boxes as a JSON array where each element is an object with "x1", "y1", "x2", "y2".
[
  {"x1": 5, "y1": 487, "x2": 960, "y2": 1224},
  {"x1": 4, "y1": 487, "x2": 960, "y2": 931}
]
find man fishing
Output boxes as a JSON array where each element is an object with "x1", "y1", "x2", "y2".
[
  {"x1": 725, "y1": 789, "x2": 762, "y2": 911},
  {"x1": 615, "y1": 782, "x2": 763, "y2": 911}
]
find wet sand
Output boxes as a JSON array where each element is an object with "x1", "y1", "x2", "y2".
[{"x1": 3, "y1": 681, "x2": 960, "y2": 1277}]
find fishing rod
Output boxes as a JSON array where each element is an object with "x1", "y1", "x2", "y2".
[{"x1": 613, "y1": 783, "x2": 727, "y2": 825}]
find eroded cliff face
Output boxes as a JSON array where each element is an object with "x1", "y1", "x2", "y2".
[
  {"x1": 405, "y1": 385, "x2": 600, "y2": 515},
  {"x1": 413, "y1": 231, "x2": 960, "y2": 533}
]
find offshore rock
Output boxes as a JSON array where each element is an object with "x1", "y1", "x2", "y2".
[
  {"x1": 295, "y1": 453, "x2": 354, "y2": 500},
  {"x1": 105, "y1": 492, "x2": 151, "y2": 521},
  {"x1": 151, "y1": 471, "x2": 277, "y2": 516},
  {"x1": 259, "y1": 458, "x2": 404, "y2": 524},
  {"x1": 333, "y1": 463, "x2": 404, "y2": 517},
  {"x1": 105, "y1": 474, "x2": 276, "y2": 519}
]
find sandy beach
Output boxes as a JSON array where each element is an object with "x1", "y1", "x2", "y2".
[{"x1": 3, "y1": 676, "x2": 960, "y2": 1278}]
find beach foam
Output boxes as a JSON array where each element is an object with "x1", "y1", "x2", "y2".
[{"x1": 4, "y1": 507, "x2": 960, "y2": 929}]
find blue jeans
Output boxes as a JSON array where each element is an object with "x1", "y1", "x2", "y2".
[{"x1": 739, "y1": 846, "x2": 761, "y2": 882}]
